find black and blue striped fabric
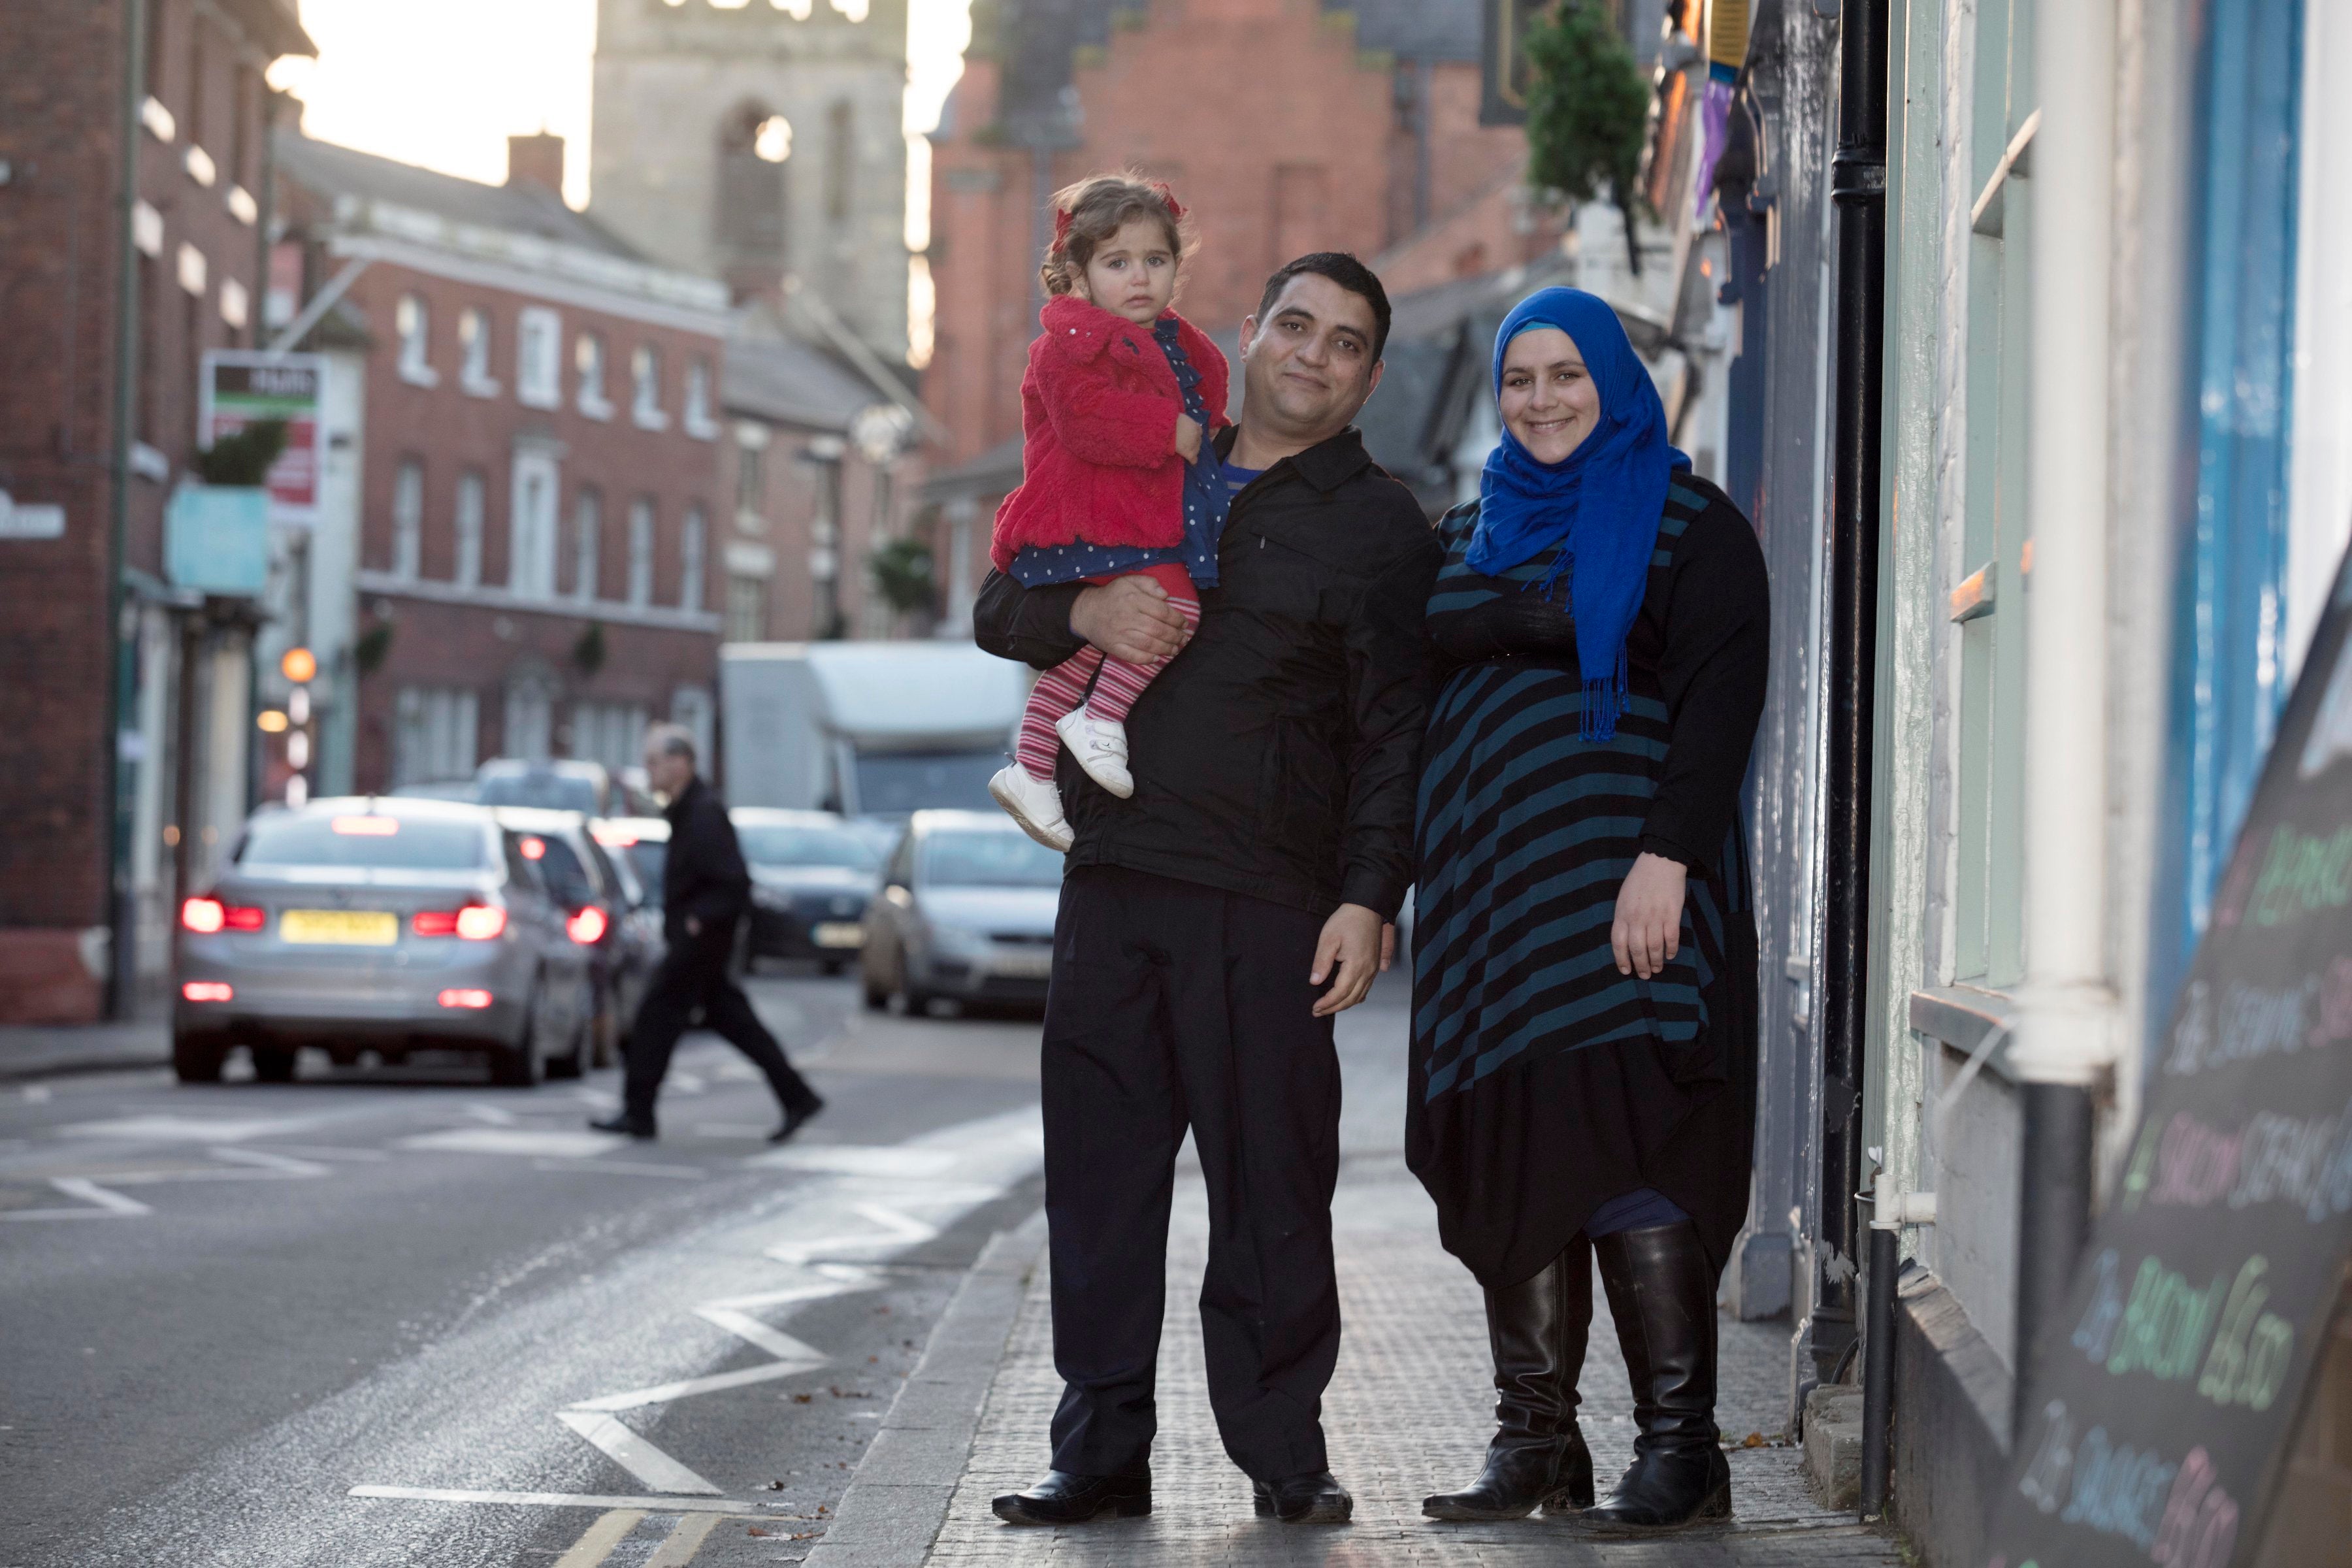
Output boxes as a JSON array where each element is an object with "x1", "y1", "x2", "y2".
[{"x1": 1407, "y1": 474, "x2": 1766, "y2": 1289}]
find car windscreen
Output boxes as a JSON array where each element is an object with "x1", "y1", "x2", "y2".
[
  {"x1": 922, "y1": 830, "x2": 1064, "y2": 889},
  {"x1": 737, "y1": 823, "x2": 878, "y2": 870},
  {"x1": 528, "y1": 834, "x2": 600, "y2": 906},
  {"x1": 853, "y1": 752, "x2": 1000, "y2": 816},
  {"x1": 625, "y1": 841, "x2": 668, "y2": 895},
  {"x1": 238, "y1": 814, "x2": 488, "y2": 870},
  {"x1": 477, "y1": 773, "x2": 601, "y2": 814}
]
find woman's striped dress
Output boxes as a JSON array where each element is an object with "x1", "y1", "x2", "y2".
[{"x1": 1406, "y1": 472, "x2": 1771, "y2": 1289}]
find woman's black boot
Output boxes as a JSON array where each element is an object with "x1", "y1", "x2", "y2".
[
  {"x1": 1580, "y1": 1220, "x2": 1732, "y2": 1531},
  {"x1": 1422, "y1": 1235, "x2": 1597, "y2": 1520}
]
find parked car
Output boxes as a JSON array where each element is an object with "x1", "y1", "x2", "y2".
[
  {"x1": 732, "y1": 808, "x2": 881, "y2": 972},
  {"x1": 590, "y1": 816, "x2": 670, "y2": 917},
  {"x1": 475, "y1": 758, "x2": 653, "y2": 819},
  {"x1": 388, "y1": 778, "x2": 481, "y2": 803},
  {"x1": 859, "y1": 811, "x2": 1061, "y2": 1014},
  {"x1": 173, "y1": 797, "x2": 597, "y2": 1085},
  {"x1": 491, "y1": 807, "x2": 658, "y2": 1068}
]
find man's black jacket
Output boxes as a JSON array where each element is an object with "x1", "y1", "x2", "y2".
[
  {"x1": 660, "y1": 776, "x2": 752, "y2": 945},
  {"x1": 975, "y1": 425, "x2": 1441, "y2": 921}
]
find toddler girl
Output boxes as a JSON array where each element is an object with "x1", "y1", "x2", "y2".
[{"x1": 986, "y1": 174, "x2": 1232, "y2": 851}]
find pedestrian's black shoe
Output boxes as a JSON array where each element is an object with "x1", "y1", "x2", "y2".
[
  {"x1": 1573, "y1": 1220, "x2": 1733, "y2": 1532},
  {"x1": 588, "y1": 1111, "x2": 656, "y2": 1140},
  {"x1": 990, "y1": 1471, "x2": 1151, "y2": 1525},
  {"x1": 1252, "y1": 1471, "x2": 1353, "y2": 1524},
  {"x1": 770, "y1": 1094, "x2": 825, "y2": 1143},
  {"x1": 1425, "y1": 1236, "x2": 1596, "y2": 1520}
]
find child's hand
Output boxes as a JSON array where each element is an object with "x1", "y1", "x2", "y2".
[{"x1": 1173, "y1": 416, "x2": 1203, "y2": 463}]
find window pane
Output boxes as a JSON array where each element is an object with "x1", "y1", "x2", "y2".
[{"x1": 240, "y1": 814, "x2": 487, "y2": 870}]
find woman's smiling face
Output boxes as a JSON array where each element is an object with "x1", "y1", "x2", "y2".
[{"x1": 1498, "y1": 326, "x2": 1601, "y2": 465}]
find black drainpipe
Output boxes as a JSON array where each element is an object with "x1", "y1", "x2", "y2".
[{"x1": 1812, "y1": 0, "x2": 1889, "y2": 1397}]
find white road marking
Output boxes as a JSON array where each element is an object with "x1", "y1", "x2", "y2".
[
  {"x1": 400, "y1": 1128, "x2": 628, "y2": 1158},
  {"x1": 691, "y1": 1123, "x2": 774, "y2": 1139},
  {"x1": 532, "y1": 1158, "x2": 706, "y2": 1181},
  {"x1": 0, "y1": 1176, "x2": 154, "y2": 1221},
  {"x1": 556, "y1": 1411, "x2": 723, "y2": 1495},
  {"x1": 764, "y1": 1201, "x2": 939, "y2": 1267},
  {"x1": 209, "y1": 1146, "x2": 333, "y2": 1175},
  {"x1": 262, "y1": 1143, "x2": 392, "y2": 1162},
  {"x1": 745, "y1": 1144, "x2": 959, "y2": 1177},
  {"x1": 667, "y1": 1071, "x2": 708, "y2": 1095},
  {"x1": 566, "y1": 1358, "x2": 815, "y2": 1414},
  {"x1": 574, "y1": 1087, "x2": 621, "y2": 1109},
  {"x1": 60, "y1": 1113, "x2": 337, "y2": 1143},
  {"x1": 348, "y1": 1486, "x2": 753, "y2": 1512},
  {"x1": 465, "y1": 1103, "x2": 521, "y2": 1126},
  {"x1": 21, "y1": 1085, "x2": 51, "y2": 1103}
]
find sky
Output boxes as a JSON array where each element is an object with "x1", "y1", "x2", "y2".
[{"x1": 267, "y1": 0, "x2": 976, "y2": 353}]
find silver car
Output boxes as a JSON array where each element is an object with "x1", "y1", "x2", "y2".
[
  {"x1": 173, "y1": 797, "x2": 596, "y2": 1086},
  {"x1": 860, "y1": 811, "x2": 1062, "y2": 1013}
]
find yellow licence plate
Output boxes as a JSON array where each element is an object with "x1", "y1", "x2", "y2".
[
  {"x1": 280, "y1": 909, "x2": 399, "y2": 946},
  {"x1": 813, "y1": 922, "x2": 866, "y2": 949}
]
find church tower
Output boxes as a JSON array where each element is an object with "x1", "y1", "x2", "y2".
[{"x1": 592, "y1": 0, "x2": 910, "y2": 363}]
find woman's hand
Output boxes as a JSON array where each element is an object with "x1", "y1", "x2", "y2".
[
  {"x1": 1610, "y1": 852, "x2": 1688, "y2": 979},
  {"x1": 1173, "y1": 415, "x2": 1203, "y2": 463}
]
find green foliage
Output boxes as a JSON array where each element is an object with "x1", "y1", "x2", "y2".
[
  {"x1": 868, "y1": 536, "x2": 937, "y2": 618},
  {"x1": 1523, "y1": 0, "x2": 1652, "y2": 253},
  {"x1": 191, "y1": 419, "x2": 289, "y2": 487},
  {"x1": 353, "y1": 619, "x2": 394, "y2": 677},
  {"x1": 571, "y1": 621, "x2": 607, "y2": 679}
]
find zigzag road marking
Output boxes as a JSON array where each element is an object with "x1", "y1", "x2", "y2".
[{"x1": 346, "y1": 1105, "x2": 1044, "y2": 1511}]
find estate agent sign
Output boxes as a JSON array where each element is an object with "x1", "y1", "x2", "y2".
[{"x1": 198, "y1": 350, "x2": 323, "y2": 527}]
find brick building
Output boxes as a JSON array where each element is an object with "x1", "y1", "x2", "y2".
[
  {"x1": 921, "y1": 0, "x2": 1548, "y2": 475},
  {"x1": 272, "y1": 133, "x2": 735, "y2": 791},
  {"x1": 0, "y1": 0, "x2": 312, "y2": 1023}
]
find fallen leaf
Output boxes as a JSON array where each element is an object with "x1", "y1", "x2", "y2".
[
  {"x1": 791, "y1": 1392, "x2": 813, "y2": 1404},
  {"x1": 746, "y1": 1526, "x2": 770, "y2": 1537},
  {"x1": 1742, "y1": 1431, "x2": 1767, "y2": 1448}
]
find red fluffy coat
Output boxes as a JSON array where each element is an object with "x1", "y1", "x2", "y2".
[{"x1": 988, "y1": 294, "x2": 1232, "y2": 571}]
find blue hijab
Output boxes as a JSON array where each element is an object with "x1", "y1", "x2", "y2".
[{"x1": 1468, "y1": 287, "x2": 1690, "y2": 741}]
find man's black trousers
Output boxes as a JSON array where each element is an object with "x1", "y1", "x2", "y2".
[
  {"x1": 623, "y1": 921, "x2": 815, "y2": 1123},
  {"x1": 1041, "y1": 865, "x2": 1342, "y2": 1482}
]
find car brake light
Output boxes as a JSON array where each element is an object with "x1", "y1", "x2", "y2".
[
  {"x1": 181, "y1": 898, "x2": 224, "y2": 934},
  {"x1": 566, "y1": 906, "x2": 608, "y2": 945},
  {"x1": 412, "y1": 904, "x2": 508, "y2": 939},
  {"x1": 181, "y1": 981, "x2": 233, "y2": 1002},
  {"x1": 332, "y1": 815, "x2": 400, "y2": 836},
  {"x1": 222, "y1": 905, "x2": 265, "y2": 931},
  {"x1": 519, "y1": 836, "x2": 546, "y2": 860},
  {"x1": 591, "y1": 826, "x2": 638, "y2": 847},
  {"x1": 437, "y1": 988, "x2": 493, "y2": 1009},
  {"x1": 454, "y1": 904, "x2": 507, "y2": 941}
]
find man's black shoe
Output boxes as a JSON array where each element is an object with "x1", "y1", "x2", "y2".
[
  {"x1": 770, "y1": 1096, "x2": 825, "y2": 1143},
  {"x1": 588, "y1": 1111, "x2": 657, "y2": 1139},
  {"x1": 990, "y1": 1471, "x2": 1150, "y2": 1526},
  {"x1": 1252, "y1": 1471, "x2": 1353, "y2": 1524}
]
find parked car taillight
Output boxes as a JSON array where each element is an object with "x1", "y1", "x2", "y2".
[
  {"x1": 181, "y1": 898, "x2": 263, "y2": 934},
  {"x1": 412, "y1": 904, "x2": 508, "y2": 940},
  {"x1": 566, "y1": 906, "x2": 608, "y2": 945}
]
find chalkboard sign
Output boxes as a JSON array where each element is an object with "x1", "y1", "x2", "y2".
[{"x1": 1980, "y1": 550, "x2": 2352, "y2": 1567}]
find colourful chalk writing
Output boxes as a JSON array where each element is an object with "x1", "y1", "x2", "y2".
[
  {"x1": 2151, "y1": 1112, "x2": 2242, "y2": 1207},
  {"x1": 2245, "y1": 820, "x2": 2352, "y2": 927},
  {"x1": 2196, "y1": 1256, "x2": 2295, "y2": 1413},
  {"x1": 2166, "y1": 975, "x2": 2352, "y2": 1076},
  {"x1": 2059, "y1": 1425, "x2": 2177, "y2": 1548},
  {"x1": 2104, "y1": 1254, "x2": 2224, "y2": 1383},
  {"x1": 2150, "y1": 1446, "x2": 2239, "y2": 1568},
  {"x1": 2073, "y1": 1249, "x2": 2126, "y2": 1362}
]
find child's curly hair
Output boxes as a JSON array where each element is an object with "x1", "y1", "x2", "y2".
[{"x1": 1039, "y1": 173, "x2": 1193, "y2": 298}]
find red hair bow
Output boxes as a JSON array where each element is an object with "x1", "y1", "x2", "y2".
[
  {"x1": 1151, "y1": 182, "x2": 1186, "y2": 221},
  {"x1": 1053, "y1": 206, "x2": 1074, "y2": 248}
]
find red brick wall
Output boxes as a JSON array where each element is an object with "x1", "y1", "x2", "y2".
[{"x1": 0, "y1": 0, "x2": 278, "y2": 1018}]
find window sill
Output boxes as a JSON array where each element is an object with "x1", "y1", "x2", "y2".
[
  {"x1": 632, "y1": 409, "x2": 671, "y2": 433},
  {"x1": 461, "y1": 376, "x2": 503, "y2": 400},
  {"x1": 1910, "y1": 984, "x2": 2019, "y2": 1084},
  {"x1": 683, "y1": 413, "x2": 721, "y2": 442},
  {"x1": 517, "y1": 388, "x2": 561, "y2": 412},
  {"x1": 356, "y1": 569, "x2": 721, "y2": 633},
  {"x1": 398, "y1": 364, "x2": 440, "y2": 389},
  {"x1": 577, "y1": 395, "x2": 614, "y2": 422}
]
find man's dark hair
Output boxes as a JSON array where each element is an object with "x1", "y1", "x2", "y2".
[{"x1": 1256, "y1": 252, "x2": 1392, "y2": 362}]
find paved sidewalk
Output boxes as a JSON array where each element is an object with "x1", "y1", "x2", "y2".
[
  {"x1": 789, "y1": 988, "x2": 1906, "y2": 1568},
  {"x1": 0, "y1": 1018, "x2": 169, "y2": 1082}
]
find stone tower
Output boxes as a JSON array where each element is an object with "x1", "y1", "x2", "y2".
[{"x1": 592, "y1": 0, "x2": 910, "y2": 363}]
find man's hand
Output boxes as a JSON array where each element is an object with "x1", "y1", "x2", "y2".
[
  {"x1": 1610, "y1": 852, "x2": 1688, "y2": 980},
  {"x1": 1071, "y1": 574, "x2": 1191, "y2": 665},
  {"x1": 1381, "y1": 923, "x2": 1397, "y2": 972},
  {"x1": 1173, "y1": 415, "x2": 1203, "y2": 463},
  {"x1": 1310, "y1": 903, "x2": 1384, "y2": 1017}
]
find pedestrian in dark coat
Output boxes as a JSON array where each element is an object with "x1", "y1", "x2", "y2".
[
  {"x1": 974, "y1": 253, "x2": 1441, "y2": 1530},
  {"x1": 1410, "y1": 289, "x2": 1769, "y2": 1534},
  {"x1": 589, "y1": 726, "x2": 823, "y2": 1143}
]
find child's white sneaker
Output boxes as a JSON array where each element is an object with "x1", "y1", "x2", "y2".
[
  {"x1": 989, "y1": 764, "x2": 1073, "y2": 851},
  {"x1": 1056, "y1": 708, "x2": 1134, "y2": 798}
]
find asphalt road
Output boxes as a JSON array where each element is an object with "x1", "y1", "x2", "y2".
[{"x1": 0, "y1": 970, "x2": 1047, "y2": 1568}]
